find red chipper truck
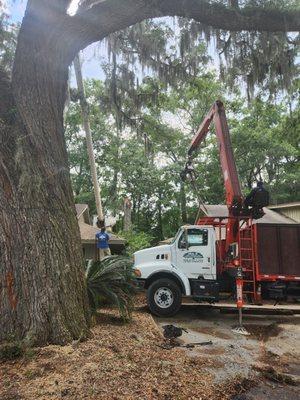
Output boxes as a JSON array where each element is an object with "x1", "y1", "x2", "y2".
[{"x1": 133, "y1": 101, "x2": 300, "y2": 316}]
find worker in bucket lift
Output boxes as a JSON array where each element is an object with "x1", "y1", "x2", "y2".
[
  {"x1": 95, "y1": 226, "x2": 111, "y2": 260},
  {"x1": 244, "y1": 181, "x2": 269, "y2": 217}
]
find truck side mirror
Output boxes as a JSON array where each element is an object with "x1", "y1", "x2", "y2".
[
  {"x1": 178, "y1": 240, "x2": 187, "y2": 249},
  {"x1": 179, "y1": 239, "x2": 189, "y2": 250}
]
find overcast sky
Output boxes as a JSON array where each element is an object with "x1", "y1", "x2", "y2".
[
  {"x1": 8, "y1": 0, "x2": 220, "y2": 84},
  {"x1": 9, "y1": 0, "x2": 107, "y2": 83},
  {"x1": 7, "y1": 0, "x2": 224, "y2": 97}
]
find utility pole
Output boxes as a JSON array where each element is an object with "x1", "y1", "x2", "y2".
[{"x1": 73, "y1": 53, "x2": 104, "y2": 226}]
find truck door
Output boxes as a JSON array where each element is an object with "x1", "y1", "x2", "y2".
[{"x1": 176, "y1": 228, "x2": 214, "y2": 279}]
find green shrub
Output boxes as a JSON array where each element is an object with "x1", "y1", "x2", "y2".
[
  {"x1": 0, "y1": 341, "x2": 24, "y2": 361},
  {"x1": 120, "y1": 230, "x2": 153, "y2": 256},
  {"x1": 85, "y1": 256, "x2": 135, "y2": 321}
]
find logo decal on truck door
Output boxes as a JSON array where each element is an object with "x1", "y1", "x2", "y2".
[{"x1": 183, "y1": 252, "x2": 203, "y2": 262}]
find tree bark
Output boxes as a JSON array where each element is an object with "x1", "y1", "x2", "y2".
[
  {"x1": 0, "y1": 3, "x2": 90, "y2": 345},
  {"x1": 65, "y1": 0, "x2": 300, "y2": 56},
  {"x1": 108, "y1": 51, "x2": 121, "y2": 216},
  {"x1": 123, "y1": 198, "x2": 132, "y2": 232}
]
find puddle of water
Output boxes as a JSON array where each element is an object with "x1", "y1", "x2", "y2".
[
  {"x1": 239, "y1": 382, "x2": 300, "y2": 400},
  {"x1": 189, "y1": 326, "x2": 233, "y2": 340},
  {"x1": 243, "y1": 323, "x2": 282, "y2": 342}
]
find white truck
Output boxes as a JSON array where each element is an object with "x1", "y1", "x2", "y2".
[{"x1": 133, "y1": 225, "x2": 220, "y2": 316}]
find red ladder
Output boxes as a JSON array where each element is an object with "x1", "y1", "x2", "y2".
[{"x1": 239, "y1": 222, "x2": 257, "y2": 302}]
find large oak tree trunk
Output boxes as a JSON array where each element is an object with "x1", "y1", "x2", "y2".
[{"x1": 0, "y1": 4, "x2": 90, "y2": 345}]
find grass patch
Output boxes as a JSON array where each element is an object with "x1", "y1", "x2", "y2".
[{"x1": 0, "y1": 341, "x2": 24, "y2": 361}]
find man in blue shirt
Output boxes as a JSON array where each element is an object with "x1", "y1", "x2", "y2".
[{"x1": 95, "y1": 227, "x2": 111, "y2": 260}]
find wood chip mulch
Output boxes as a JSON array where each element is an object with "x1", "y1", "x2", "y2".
[{"x1": 0, "y1": 309, "x2": 251, "y2": 400}]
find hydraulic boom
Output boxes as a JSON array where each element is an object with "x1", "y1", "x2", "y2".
[{"x1": 187, "y1": 100, "x2": 243, "y2": 250}]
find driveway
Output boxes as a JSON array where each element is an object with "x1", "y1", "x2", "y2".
[{"x1": 155, "y1": 305, "x2": 300, "y2": 399}]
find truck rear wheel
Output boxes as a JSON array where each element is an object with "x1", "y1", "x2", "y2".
[{"x1": 147, "y1": 278, "x2": 182, "y2": 317}]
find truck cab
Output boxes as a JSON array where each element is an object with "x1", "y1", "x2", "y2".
[{"x1": 134, "y1": 225, "x2": 219, "y2": 316}]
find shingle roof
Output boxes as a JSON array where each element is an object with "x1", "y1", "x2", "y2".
[
  {"x1": 79, "y1": 222, "x2": 125, "y2": 245},
  {"x1": 200, "y1": 205, "x2": 296, "y2": 224},
  {"x1": 75, "y1": 204, "x2": 126, "y2": 245},
  {"x1": 75, "y1": 204, "x2": 88, "y2": 219}
]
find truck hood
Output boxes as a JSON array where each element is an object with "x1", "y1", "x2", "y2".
[{"x1": 134, "y1": 245, "x2": 171, "y2": 267}]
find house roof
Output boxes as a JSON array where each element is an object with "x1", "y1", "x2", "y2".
[
  {"x1": 75, "y1": 204, "x2": 126, "y2": 246},
  {"x1": 159, "y1": 204, "x2": 297, "y2": 245},
  {"x1": 200, "y1": 205, "x2": 296, "y2": 224},
  {"x1": 75, "y1": 204, "x2": 90, "y2": 224},
  {"x1": 79, "y1": 222, "x2": 126, "y2": 245},
  {"x1": 75, "y1": 204, "x2": 88, "y2": 219},
  {"x1": 268, "y1": 202, "x2": 300, "y2": 210}
]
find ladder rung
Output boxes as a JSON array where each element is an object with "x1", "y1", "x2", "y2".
[
  {"x1": 241, "y1": 258, "x2": 253, "y2": 261},
  {"x1": 243, "y1": 291, "x2": 255, "y2": 294},
  {"x1": 240, "y1": 248, "x2": 251, "y2": 250}
]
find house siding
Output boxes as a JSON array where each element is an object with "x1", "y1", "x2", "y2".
[
  {"x1": 278, "y1": 207, "x2": 300, "y2": 223},
  {"x1": 83, "y1": 243, "x2": 125, "y2": 261}
]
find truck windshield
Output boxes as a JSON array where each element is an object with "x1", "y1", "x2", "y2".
[{"x1": 178, "y1": 228, "x2": 208, "y2": 247}]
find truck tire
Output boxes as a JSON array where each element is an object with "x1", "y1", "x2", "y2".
[{"x1": 147, "y1": 278, "x2": 182, "y2": 317}]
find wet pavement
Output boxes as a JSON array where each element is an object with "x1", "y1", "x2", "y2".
[{"x1": 155, "y1": 305, "x2": 300, "y2": 399}]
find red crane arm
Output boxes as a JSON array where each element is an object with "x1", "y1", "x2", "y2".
[
  {"x1": 188, "y1": 106, "x2": 215, "y2": 156},
  {"x1": 188, "y1": 100, "x2": 243, "y2": 212}
]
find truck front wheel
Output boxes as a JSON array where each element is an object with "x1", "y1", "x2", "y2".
[{"x1": 147, "y1": 278, "x2": 182, "y2": 317}]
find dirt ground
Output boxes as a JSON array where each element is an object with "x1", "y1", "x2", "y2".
[{"x1": 0, "y1": 300, "x2": 299, "y2": 400}]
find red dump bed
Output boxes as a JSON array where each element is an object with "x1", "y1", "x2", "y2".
[{"x1": 254, "y1": 224, "x2": 300, "y2": 281}]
